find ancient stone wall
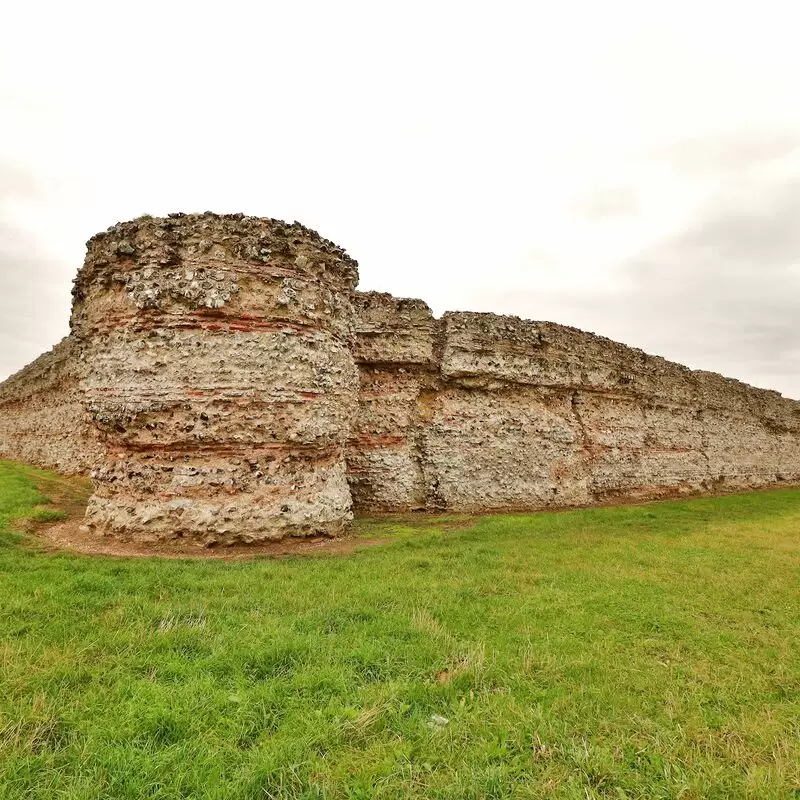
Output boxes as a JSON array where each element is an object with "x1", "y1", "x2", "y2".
[
  {"x1": 74, "y1": 213, "x2": 360, "y2": 543},
  {"x1": 346, "y1": 292, "x2": 440, "y2": 510},
  {"x1": 1, "y1": 213, "x2": 799, "y2": 544},
  {"x1": 347, "y1": 304, "x2": 800, "y2": 513},
  {"x1": 1, "y1": 214, "x2": 360, "y2": 543},
  {"x1": 0, "y1": 337, "x2": 104, "y2": 475}
]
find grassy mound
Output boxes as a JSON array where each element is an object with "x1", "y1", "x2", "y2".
[{"x1": 0, "y1": 460, "x2": 798, "y2": 798}]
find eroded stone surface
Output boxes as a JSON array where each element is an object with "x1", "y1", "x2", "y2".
[
  {"x1": 49, "y1": 213, "x2": 358, "y2": 543},
  {"x1": 1, "y1": 214, "x2": 799, "y2": 545},
  {"x1": 0, "y1": 338, "x2": 105, "y2": 475},
  {"x1": 348, "y1": 309, "x2": 800, "y2": 513}
]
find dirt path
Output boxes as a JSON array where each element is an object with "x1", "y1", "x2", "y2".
[
  {"x1": 38, "y1": 519, "x2": 391, "y2": 560},
  {"x1": 22, "y1": 469, "x2": 391, "y2": 560}
]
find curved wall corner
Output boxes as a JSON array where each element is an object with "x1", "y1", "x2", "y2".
[{"x1": 73, "y1": 213, "x2": 360, "y2": 544}]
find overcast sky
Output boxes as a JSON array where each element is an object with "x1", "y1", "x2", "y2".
[{"x1": 3, "y1": 0, "x2": 799, "y2": 397}]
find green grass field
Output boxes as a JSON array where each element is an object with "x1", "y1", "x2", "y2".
[{"x1": 0, "y1": 460, "x2": 798, "y2": 799}]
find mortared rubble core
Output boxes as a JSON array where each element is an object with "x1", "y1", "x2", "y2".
[{"x1": 1, "y1": 213, "x2": 799, "y2": 545}]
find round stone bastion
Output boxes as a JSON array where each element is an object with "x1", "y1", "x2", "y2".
[{"x1": 71, "y1": 213, "x2": 360, "y2": 544}]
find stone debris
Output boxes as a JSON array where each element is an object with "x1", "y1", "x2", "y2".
[{"x1": 1, "y1": 212, "x2": 799, "y2": 545}]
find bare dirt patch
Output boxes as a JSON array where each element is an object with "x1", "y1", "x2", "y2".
[
  {"x1": 22, "y1": 469, "x2": 390, "y2": 560},
  {"x1": 37, "y1": 520, "x2": 389, "y2": 560}
]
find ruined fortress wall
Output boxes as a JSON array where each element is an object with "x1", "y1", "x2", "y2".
[
  {"x1": 349, "y1": 301, "x2": 800, "y2": 513},
  {"x1": 346, "y1": 292, "x2": 440, "y2": 510},
  {"x1": 0, "y1": 337, "x2": 105, "y2": 475},
  {"x1": 1, "y1": 214, "x2": 799, "y2": 544},
  {"x1": 72, "y1": 214, "x2": 360, "y2": 543}
]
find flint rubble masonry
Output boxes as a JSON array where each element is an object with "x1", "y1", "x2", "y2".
[{"x1": 1, "y1": 213, "x2": 799, "y2": 544}]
